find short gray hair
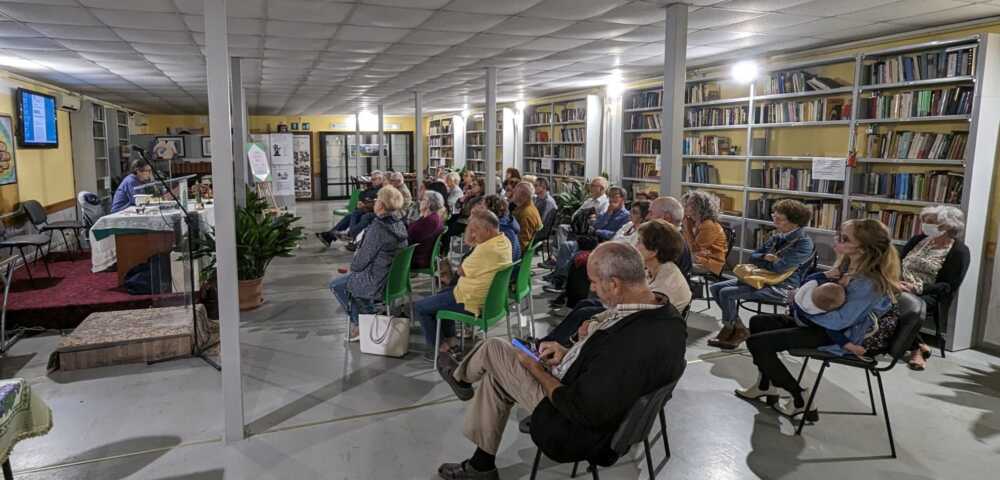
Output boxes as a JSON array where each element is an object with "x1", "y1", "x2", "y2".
[
  {"x1": 423, "y1": 190, "x2": 444, "y2": 214},
  {"x1": 590, "y1": 176, "x2": 609, "y2": 190},
  {"x1": 446, "y1": 172, "x2": 460, "y2": 185},
  {"x1": 371, "y1": 170, "x2": 384, "y2": 179},
  {"x1": 651, "y1": 196, "x2": 684, "y2": 225},
  {"x1": 682, "y1": 190, "x2": 720, "y2": 222},
  {"x1": 921, "y1": 205, "x2": 965, "y2": 237},
  {"x1": 469, "y1": 209, "x2": 499, "y2": 231},
  {"x1": 388, "y1": 171, "x2": 404, "y2": 182},
  {"x1": 590, "y1": 242, "x2": 646, "y2": 285}
]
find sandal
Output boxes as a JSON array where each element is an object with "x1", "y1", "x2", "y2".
[{"x1": 907, "y1": 351, "x2": 926, "y2": 371}]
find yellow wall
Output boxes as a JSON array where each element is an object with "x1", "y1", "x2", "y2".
[{"x1": 0, "y1": 76, "x2": 76, "y2": 212}]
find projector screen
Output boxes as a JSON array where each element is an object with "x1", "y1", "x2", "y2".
[{"x1": 16, "y1": 88, "x2": 59, "y2": 149}]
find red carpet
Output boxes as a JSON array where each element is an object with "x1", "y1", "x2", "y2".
[{"x1": 5, "y1": 253, "x2": 184, "y2": 330}]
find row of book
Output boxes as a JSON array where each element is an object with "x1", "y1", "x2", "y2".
[
  {"x1": 685, "y1": 106, "x2": 749, "y2": 127},
  {"x1": 530, "y1": 131, "x2": 550, "y2": 142},
  {"x1": 561, "y1": 127, "x2": 586, "y2": 142},
  {"x1": 627, "y1": 137, "x2": 661, "y2": 155},
  {"x1": 633, "y1": 161, "x2": 660, "y2": 178},
  {"x1": 851, "y1": 170, "x2": 964, "y2": 204},
  {"x1": 858, "y1": 86, "x2": 973, "y2": 119},
  {"x1": 861, "y1": 46, "x2": 976, "y2": 85},
  {"x1": 685, "y1": 83, "x2": 721, "y2": 104},
  {"x1": 761, "y1": 71, "x2": 843, "y2": 94},
  {"x1": 428, "y1": 138, "x2": 452, "y2": 146},
  {"x1": 527, "y1": 111, "x2": 552, "y2": 124},
  {"x1": 429, "y1": 122, "x2": 452, "y2": 135},
  {"x1": 683, "y1": 135, "x2": 734, "y2": 156},
  {"x1": 852, "y1": 207, "x2": 923, "y2": 241},
  {"x1": 554, "y1": 145, "x2": 584, "y2": 159},
  {"x1": 753, "y1": 98, "x2": 850, "y2": 124},
  {"x1": 526, "y1": 159, "x2": 549, "y2": 175},
  {"x1": 626, "y1": 112, "x2": 661, "y2": 130},
  {"x1": 525, "y1": 145, "x2": 548, "y2": 158},
  {"x1": 628, "y1": 90, "x2": 663, "y2": 109},
  {"x1": 559, "y1": 108, "x2": 586, "y2": 122},
  {"x1": 864, "y1": 130, "x2": 967, "y2": 159},
  {"x1": 747, "y1": 198, "x2": 843, "y2": 230},
  {"x1": 554, "y1": 162, "x2": 584, "y2": 177},
  {"x1": 750, "y1": 167, "x2": 844, "y2": 194},
  {"x1": 683, "y1": 162, "x2": 720, "y2": 184},
  {"x1": 467, "y1": 133, "x2": 483, "y2": 145}
]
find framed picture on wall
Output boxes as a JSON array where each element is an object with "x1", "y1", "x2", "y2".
[
  {"x1": 154, "y1": 136, "x2": 185, "y2": 159},
  {"x1": 302, "y1": 122, "x2": 310, "y2": 131},
  {"x1": 290, "y1": 122, "x2": 299, "y2": 130},
  {"x1": 201, "y1": 136, "x2": 211, "y2": 157},
  {"x1": 0, "y1": 114, "x2": 17, "y2": 186}
]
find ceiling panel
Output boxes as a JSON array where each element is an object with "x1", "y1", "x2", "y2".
[
  {"x1": 174, "y1": 0, "x2": 265, "y2": 17},
  {"x1": 594, "y1": 2, "x2": 671, "y2": 25},
  {"x1": 443, "y1": 0, "x2": 545, "y2": 15},
  {"x1": 79, "y1": 0, "x2": 177, "y2": 13},
  {"x1": 336, "y1": 25, "x2": 412, "y2": 43},
  {"x1": 551, "y1": 21, "x2": 638, "y2": 40},
  {"x1": 265, "y1": 1, "x2": 352, "y2": 23},
  {"x1": 401, "y1": 29, "x2": 475, "y2": 46},
  {"x1": 417, "y1": 11, "x2": 508, "y2": 33},
  {"x1": 488, "y1": 16, "x2": 575, "y2": 36},
  {"x1": 114, "y1": 29, "x2": 193, "y2": 45},
  {"x1": 0, "y1": 3, "x2": 103, "y2": 25},
  {"x1": 26, "y1": 24, "x2": 118, "y2": 41},
  {"x1": 520, "y1": 0, "x2": 630, "y2": 21},
  {"x1": 0, "y1": 21, "x2": 41, "y2": 37},
  {"x1": 348, "y1": 5, "x2": 435, "y2": 29},
  {"x1": 90, "y1": 9, "x2": 188, "y2": 31}
]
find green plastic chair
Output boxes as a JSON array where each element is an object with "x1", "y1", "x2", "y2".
[
  {"x1": 510, "y1": 242, "x2": 537, "y2": 339},
  {"x1": 333, "y1": 189, "x2": 361, "y2": 217},
  {"x1": 382, "y1": 244, "x2": 417, "y2": 321},
  {"x1": 434, "y1": 263, "x2": 515, "y2": 369},
  {"x1": 410, "y1": 231, "x2": 445, "y2": 294}
]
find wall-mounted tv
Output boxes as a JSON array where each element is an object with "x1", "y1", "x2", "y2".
[{"x1": 15, "y1": 88, "x2": 59, "y2": 149}]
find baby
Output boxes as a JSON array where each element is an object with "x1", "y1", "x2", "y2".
[{"x1": 794, "y1": 275, "x2": 867, "y2": 358}]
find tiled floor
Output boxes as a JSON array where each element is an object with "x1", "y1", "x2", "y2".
[{"x1": 3, "y1": 200, "x2": 999, "y2": 479}]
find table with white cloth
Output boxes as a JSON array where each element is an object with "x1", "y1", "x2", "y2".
[{"x1": 90, "y1": 203, "x2": 215, "y2": 285}]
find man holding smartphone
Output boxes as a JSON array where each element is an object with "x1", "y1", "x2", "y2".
[{"x1": 435, "y1": 242, "x2": 687, "y2": 480}]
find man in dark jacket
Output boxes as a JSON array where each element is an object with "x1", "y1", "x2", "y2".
[
  {"x1": 318, "y1": 171, "x2": 384, "y2": 246},
  {"x1": 435, "y1": 242, "x2": 687, "y2": 479}
]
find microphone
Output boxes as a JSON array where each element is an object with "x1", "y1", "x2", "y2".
[{"x1": 131, "y1": 145, "x2": 146, "y2": 154}]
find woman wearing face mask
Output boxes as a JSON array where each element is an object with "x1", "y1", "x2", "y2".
[{"x1": 899, "y1": 206, "x2": 968, "y2": 370}]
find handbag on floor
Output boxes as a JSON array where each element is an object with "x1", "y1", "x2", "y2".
[{"x1": 359, "y1": 312, "x2": 410, "y2": 358}]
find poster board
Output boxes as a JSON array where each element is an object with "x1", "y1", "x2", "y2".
[
  {"x1": 268, "y1": 133, "x2": 296, "y2": 213},
  {"x1": 292, "y1": 133, "x2": 312, "y2": 199}
]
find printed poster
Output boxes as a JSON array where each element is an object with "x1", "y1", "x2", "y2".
[{"x1": 0, "y1": 115, "x2": 17, "y2": 185}]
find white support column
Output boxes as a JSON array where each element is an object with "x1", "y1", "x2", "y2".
[
  {"x1": 660, "y1": 3, "x2": 687, "y2": 197},
  {"x1": 230, "y1": 57, "x2": 248, "y2": 207},
  {"x1": 204, "y1": 0, "x2": 244, "y2": 443},
  {"x1": 414, "y1": 91, "x2": 423, "y2": 182},
  {"x1": 485, "y1": 66, "x2": 497, "y2": 195},
  {"x1": 378, "y1": 104, "x2": 385, "y2": 171}
]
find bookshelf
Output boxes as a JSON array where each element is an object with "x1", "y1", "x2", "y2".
[
  {"x1": 643, "y1": 34, "x2": 997, "y2": 351},
  {"x1": 463, "y1": 108, "x2": 515, "y2": 177},
  {"x1": 428, "y1": 115, "x2": 465, "y2": 173},
  {"x1": 523, "y1": 95, "x2": 601, "y2": 193}
]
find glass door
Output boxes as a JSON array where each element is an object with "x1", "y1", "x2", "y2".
[
  {"x1": 389, "y1": 133, "x2": 412, "y2": 173},
  {"x1": 320, "y1": 133, "x2": 348, "y2": 199}
]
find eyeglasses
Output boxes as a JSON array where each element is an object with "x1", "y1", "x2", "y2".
[{"x1": 836, "y1": 233, "x2": 852, "y2": 243}]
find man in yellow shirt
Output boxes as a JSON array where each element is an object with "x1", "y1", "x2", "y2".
[
  {"x1": 511, "y1": 182, "x2": 542, "y2": 252},
  {"x1": 414, "y1": 210, "x2": 512, "y2": 362}
]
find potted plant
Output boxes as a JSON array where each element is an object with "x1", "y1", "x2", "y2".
[
  {"x1": 554, "y1": 179, "x2": 589, "y2": 224},
  {"x1": 189, "y1": 188, "x2": 304, "y2": 310}
]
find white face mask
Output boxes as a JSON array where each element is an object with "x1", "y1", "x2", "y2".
[{"x1": 922, "y1": 223, "x2": 944, "y2": 238}]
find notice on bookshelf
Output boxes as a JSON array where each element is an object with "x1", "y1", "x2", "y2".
[{"x1": 812, "y1": 157, "x2": 846, "y2": 181}]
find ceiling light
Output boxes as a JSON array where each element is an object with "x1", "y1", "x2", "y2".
[
  {"x1": 0, "y1": 56, "x2": 45, "y2": 71},
  {"x1": 606, "y1": 69, "x2": 624, "y2": 98},
  {"x1": 515, "y1": 100, "x2": 526, "y2": 111},
  {"x1": 731, "y1": 60, "x2": 758, "y2": 84}
]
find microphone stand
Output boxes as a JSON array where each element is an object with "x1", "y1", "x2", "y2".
[{"x1": 134, "y1": 147, "x2": 220, "y2": 371}]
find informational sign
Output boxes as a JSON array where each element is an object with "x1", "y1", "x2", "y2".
[
  {"x1": 541, "y1": 156, "x2": 553, "y2": 172},
  {"x1": 269, "y1": 133, "x2": 295, "y2": 197},
  {"x1": 812, "y1": 157, "x2": 846, "y2": 181},
  {"x1": 292, "y1": 134, "x2": 312, "y2": 199},
  {"x1": 247, "y1": 142, "x2": 270, "y2": 181}
]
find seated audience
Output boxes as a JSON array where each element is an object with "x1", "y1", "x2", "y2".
[
  {"x1": 414, "y1": 211, "x2": 512, "y2": 361},
  {"x1": 318, "y1": 171, "x2": 383, "y2": 247},
  {"x1": 544, "y1": 186, "x2": 629, "y2": 294},
  {"x1": 387, "y1": 171, "x2": 412, "y2": 210},
  {"x1": 434, "y1": 242, "x2": 686, "y2": 479},
  {"x1": 708, "y1": 199, "x2": 815, "y2": 350},
  {"x1": 510, "y1": 182, "x2": 542, "y2": 252},
  {"x1": 547, "y1": 218, "x2": 692, "y2": 343},
  {"x1": 648, "y1": 196, "x2": 692, "y2": 278},
  {"x1": 408, "y1": 190, "x2": 446, "y2": 270},
  {"x1": 473, "y1": 195, "x2": 521, "y2": 261},
  {"x1": 533, "y1": 177, "x2": 558, "y2": 223},
  {"x1": 548, "y1": 177, "x2": 610, "y2": 266},
  {"x1": 445, "y1": 172, "x2": 463, "y2": 213},
  {"x1": 682, "y1": 190, "x2": 728, "y2": 276},
  {"x1": 900, "y1": 205, "x2": 967, "y2": 370},
  {"x1": 328, "y1": 186, "x2": 407, "y2": 341},
  {"x1": 522, "y1": 174, "x2": 537, "y2": 186},
  {"x1": 504, "y1": 167, "x2": 522, "y2": 184},
  {"x1": 443, "y1": 176, "x2": 485, "y2": 251},
  {"x1": 406, "y1": 180, "x2": 449, "y2": 224},
  {"x1": 736, "y1": 219, "x2": 898, "y2": 418},
  {"x1": 614, "y1": 200, "x2": 650, "y2": 246},
  {"x1": 111, "y1": 159, "x2": 153, "y2": 213}
]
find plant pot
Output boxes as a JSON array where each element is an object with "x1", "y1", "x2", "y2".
[{"x1": 238, "y1": 278, "x2": 264, "y2": 310}]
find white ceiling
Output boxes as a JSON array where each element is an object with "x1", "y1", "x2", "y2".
[{"x1": 0, "y1": 0, "x2": 998, "y2": 115}]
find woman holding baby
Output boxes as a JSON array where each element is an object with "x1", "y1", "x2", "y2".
[{"x1": 736, "y1": 218, "x2": 901, "y2": 419}]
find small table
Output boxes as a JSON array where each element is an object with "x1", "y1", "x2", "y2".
[{"x1": 0, "y1": 379, "x2": 52, "y2": 479}]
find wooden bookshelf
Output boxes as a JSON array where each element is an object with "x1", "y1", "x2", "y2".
[
  {"x1": 428, "y1": 116, "x2": 455, "y2": 172},
  {"x1": 523, "y1": 96, "x2": 600, "y2": 193}
]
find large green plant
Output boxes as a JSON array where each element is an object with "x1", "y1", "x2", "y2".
[
  {"x1": 189, "y1": 188, "x2": 304, "y2": 282},
  {"x1": 554, "y1": 179, "x2": 589, "y2": 224}
]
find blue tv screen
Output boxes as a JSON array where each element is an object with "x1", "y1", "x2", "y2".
[{"x1": 16, "y1": 88, "x2": 59, "y2": 149}]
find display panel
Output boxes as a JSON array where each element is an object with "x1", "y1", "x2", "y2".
[{"x1": 16, "y1": 88, "x2": 59, "y2": 148}]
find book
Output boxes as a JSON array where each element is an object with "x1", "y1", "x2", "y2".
[
  {"x1": 851, "y1": 170, "x2": 963, "y2": 203},
  {"x1": 686, "y1": 105, "x2": 748, "y2": 127},
  {"x1": 864, "y1": 130, "x2": 967, "y2": 159},
  {"x1": 683, "y1": 135, "x2": 733, "y2": 155},
  {"x1": 859, "y1": 86, "x2": 973, "y2": 119},
  {"x1": 861, "y1": 46, "x2": 975, "y2": 85}
]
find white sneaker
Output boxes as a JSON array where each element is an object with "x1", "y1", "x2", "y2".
[
  {"x1": 775, "y1": 389, "x2": 819, "y2": 421},
  {"x1": 348, "y1": 326, "x2": 360, "y2": 343},
  {"x1": 734, "y1": 375, "x2": 787, "y2": 404}
]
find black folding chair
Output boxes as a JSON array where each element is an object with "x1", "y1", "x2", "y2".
[
  {"x1": 788, "y1": 292, "x2": 925, "y2": 458},
  {"x1": 22, "y1": 199, "x2": 86, "y2": 254},
  {"x1": 737, "y1": 250, "x2": 818, "y2": 316},
  {"x1": 523, "y1": 375, "x2": 683, "y2": 479},
  {"x1": 0, "y1": 207, "x2": 51, "y2": 280},
  {"x1": 690, "y1": 223, "x2": 737, "y2": 313},
  {"x1": 534, "y1": 207, "x2": 558, "y2": 263}
]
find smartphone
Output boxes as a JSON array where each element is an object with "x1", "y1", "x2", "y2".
[{"x1": 511, "y1": 338, "x2": 540, "y2": 363}]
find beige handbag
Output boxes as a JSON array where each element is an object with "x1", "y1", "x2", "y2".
[{"x1": 733, "y1": 236, "x2": 802, "y2": 289}]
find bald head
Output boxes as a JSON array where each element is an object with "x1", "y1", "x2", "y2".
[
  {"x1": 650, "y1": 196, "x2": 683, "y2": 226},
  {"x1": 589, "y1": 242, "x2": 646, "y2": 285},
  {"x1": 465, "y1": 209, "x2": 500, "y2": 246}
]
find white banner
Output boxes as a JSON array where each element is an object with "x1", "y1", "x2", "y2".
[{"x1": 812, "y1": 157, "x2": 846, "y2": 181}]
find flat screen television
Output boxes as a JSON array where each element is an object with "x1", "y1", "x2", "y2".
[{"x1": 15, "y1": 88, "x2": 59, "y2": 149}]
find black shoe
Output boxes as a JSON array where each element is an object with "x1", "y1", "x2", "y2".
[
  {"x1": 315, "y1": 232, "x2": 331, "y2": 248},
  {"x1": 345, "y1": 242, "x2": 357, "y2": 252},
  {"x1": 437, "y1": 354, "x2": 474, "y2": 401},
  {"x1": 548, "y1": 294, "x2": 566, "y2": 307},
  {"x1": 438, "y1": 460, "x2": 499, "y2": 480},
  {"x1": 540, "y1": 258, "x2": 556, "y2": 269},
  {"x1": 543, "y1": 285, "x2": 564, "y2": 295}
]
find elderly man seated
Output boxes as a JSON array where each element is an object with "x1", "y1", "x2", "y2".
[
  {"x1": 318, "y1": 170, "x2": 384, "y2": 247},
  {"x1": 434, "y1": 242, "x2": 687, "y2": 479},
  {"x1": 413, "y1": 210, "x2": 513, "y2": 362}
]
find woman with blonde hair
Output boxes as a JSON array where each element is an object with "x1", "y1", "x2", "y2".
[{"x1": 736, "y1": 218, "x2": 900, "y2": 418}]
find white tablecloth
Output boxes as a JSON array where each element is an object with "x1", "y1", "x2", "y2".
[{"x1": 90, "y1": 204, "x2": 215, "y2": 273}]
